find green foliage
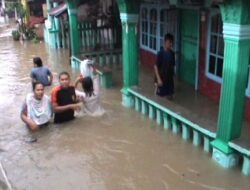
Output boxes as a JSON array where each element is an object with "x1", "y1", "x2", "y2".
[
  {"x1": 31, "y1": 37, "x2": 39, "y2": 44},
  {"x1": 23, "y1": 26, "x2": 36, "y2": 40},
  {"x1": 5, "y1": 0, "x2": 26, "y2": 19},
  {"x1": 11, "y1": 30, "x2": 20, "y2": 41}
]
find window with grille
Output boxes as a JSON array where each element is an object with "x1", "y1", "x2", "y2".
[
  {"x1": 149, "y1": 9, "x2": 157, "y2": 50},
  {"x1": 140, "y1": 4, "x2": 178, "y2": 54},
  {"x1": 206, "y1": 11, "x2": 250, "y2": 97},
  {"x1": 141, "y1": 8, "x2": 148, "y2": 47},
  {"x1": 206, "y1": 12, "x2": 224, "y2": 83}
]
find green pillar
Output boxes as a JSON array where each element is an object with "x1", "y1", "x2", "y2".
[
  {"x1": 45, "y1": 0, "x2": 58, "y2": 48},
  {"x1": 53, "y1": 2, "x2": 60, "y2": 48},
  {"x1": 211, "y1": 0, "x2": 250, "y2": 168},
  {"x1": 117, "y1": 0, "x2": 140, "y2": 107},
  {"x1": 67, "y1": 0, "x2": 80, "y2": 57},
  {"x1": 44, "y1": 0, "x2": 52, "y2": 45},
  {"x1": 46, "y1": 0, "x2": 52, "y2": 23}
]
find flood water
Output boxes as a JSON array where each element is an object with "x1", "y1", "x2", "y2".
[{"x1": 0, "y1": 24, "x2": 250, "y2": 190}]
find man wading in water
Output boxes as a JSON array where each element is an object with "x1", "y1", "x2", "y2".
[
  {"x1": 30, "y1": 57, "x2": 53, "y2": 86},
  {"x1": 51, "y1": 72, "x2": 81, "y2": 124}
]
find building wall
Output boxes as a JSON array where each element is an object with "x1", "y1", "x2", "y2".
[
  {"x1": 198, "y1": 10, "x2": 250, "y2": 120},
  {"x1": 140, "y1": 49, "x2": 156, "y2": 67},
  {"x1": 139, "y1": 9, "x2": 250, "y2": 120},
  {"x1": 198, "y1": 11, "x2": 221, "y2": 103}
]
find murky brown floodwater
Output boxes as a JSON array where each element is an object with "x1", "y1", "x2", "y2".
[{"x1": 0, "y1": 23, "x2": 250, "y2": 190}]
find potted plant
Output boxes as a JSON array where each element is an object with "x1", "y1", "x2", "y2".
[{"x1": 11, "y1": 30, "x2": 20, "y2": 41}]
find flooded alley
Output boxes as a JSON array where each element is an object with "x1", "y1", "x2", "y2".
[{"x1": 0, "y1": 25, "x2": 250, "y2": 190}]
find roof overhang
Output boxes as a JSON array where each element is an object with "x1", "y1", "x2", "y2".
[{"x1": 49, "y1": 3, "x2": 67, "y2": 17}]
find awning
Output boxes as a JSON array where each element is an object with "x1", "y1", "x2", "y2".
[
  {"x1": 29, "y1": 16, "x2": 46, "y2": 27},
  {"x1": 49, "y1": 3, "x2": 67, "y2": 17}
]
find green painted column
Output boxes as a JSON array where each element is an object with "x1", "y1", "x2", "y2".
[
  {"x1": 45, "y1": 0, "x2": 58, "y2": 48},
  {"x1": 117, "y1": 0, "x2": 140, "y2": 107},
  {"x1": 211, "y1": 0, "x2": 250, "y2": 168},
  {"x1": 67, "y1": 0, "x2": 80, "y2": 57},
  {"x1": 45, "y1": 0, "x2": 52, "y2": 45},
  {"x1": 44, "y1": 0, "x2": 50, "y2": 43},
  {"x1": 46, "y1": 0, "x2": 52, "y2": 23},
  {"x1": 53, "y1": 2, "x2": 60, "y2": 48}
]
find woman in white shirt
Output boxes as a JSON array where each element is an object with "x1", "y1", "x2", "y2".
[
  {"x1": 75, "y1": 75, "x2": 105, "y2": 116},
  {"x1": 21, "y1": 82, "x2": 52, "y2": 131}
]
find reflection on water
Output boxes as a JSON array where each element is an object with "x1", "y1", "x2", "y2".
[{"x1": 0, "y1": 27, "x2": 250, "y2": 190}]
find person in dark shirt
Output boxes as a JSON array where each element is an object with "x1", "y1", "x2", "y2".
[
  {"x1": 51, "y1": 72, "x2": 81, "y2": 123},
  {"x1": 154, "y1": 33, "x2": 175, "y2": 99}
]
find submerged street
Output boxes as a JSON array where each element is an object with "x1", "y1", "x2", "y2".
[{"x1": 0, "y1": 24, "x2": 250, "y2": 190}]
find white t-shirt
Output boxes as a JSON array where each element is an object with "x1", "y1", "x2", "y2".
[
  {"x1": 22, "y1": 93, "x2": 52, "y2": 125},
  {"x1": 75, "y1": 76, "x2": 105, "y2": 116},
  {"x1": 80, "y1": 59, "x2": 94, "y2": 78}
]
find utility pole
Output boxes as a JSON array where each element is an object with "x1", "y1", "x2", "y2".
[
  {"x1": 2, "y1": 0, "x2": 7, "y2": 23},
  {"x1": 2, "y1": 0, "x2": 6, "y2": 9}
]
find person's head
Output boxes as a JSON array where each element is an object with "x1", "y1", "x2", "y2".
[
  {"x1": 164, "y1": 33, "x2": 174, "y2": 50},
  {"x1": 81, "y1": 76, "x2": 94, "y2": 97},
  {"x1": 33, "y1": 57, "x2": 43, "y2": 67},
  {"x1": 59, "y1": 71, "x2": 71, "y2": 88},
  {"x1": 32, "y1": 82, "x2": 44, "y2": 100}
]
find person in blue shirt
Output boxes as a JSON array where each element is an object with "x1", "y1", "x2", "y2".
[
  {"x1": 154, "y1": 33, "x2": 175, "y2": 99},
  {"x1": 30, "y1": 57, "x2": 53, "y2": 86}
]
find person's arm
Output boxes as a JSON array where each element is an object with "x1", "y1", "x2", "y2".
[
  {"x1": 154, "y1": 52, "x2": 163, "y2": 86},
  {"x1": 52, "y1": 102, "x2": 81, "y2": 113},
  {"x1": 51, "y1": 87, "x2": 81, "y2": 113},
  {"x1": 30, "y1": 70, "x2": 37, "y2": 84},
  {"x1": 47, "y1": 68, "x2": 53, "y2": 85},
  {"x1": 48, "y1": 72, "x2": 53, "y2": 85},
  {"x1": 93, "y1": 76, "x2": 100, "y2": 95},
  {"x1": 173, "y1": 51, "x2": 176, "y2": 75},
  {"x1": 74, "y1": 75, "x2": 83, "y2": 88},
  {"x1": 20, "y1": 102, "x2": 39, "y2": 131},
  {"x1": 90, "y1": 64, "x2": 97, "y2": 75}
]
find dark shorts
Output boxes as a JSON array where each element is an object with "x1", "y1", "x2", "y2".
[{"x1": 156, "y1": 84, "x2": 174, "y2": 97}]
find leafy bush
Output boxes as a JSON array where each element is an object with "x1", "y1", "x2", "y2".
[
  {"x1": 23, "y1": 26, "x2": 37, "y2": 40},
  {"x1": 11, "y1": 30, "x2": 20, "y2": 41}
]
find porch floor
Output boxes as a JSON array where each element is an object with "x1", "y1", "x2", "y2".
[
  {"x1": 113, "y1": 64, "x2": 250, "y2": 141},
  {"x1": 137, "y1": 65, "x2": 250, "y2": 140}
]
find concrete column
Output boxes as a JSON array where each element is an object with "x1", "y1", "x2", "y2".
[
  {"x1": 116, "y1": 0, "x2": 140, "y2": 107},
  {"x1": 67, "y1": 0, "x2": 80, "y2": 57},
  {"x1": 21, "y1": 0, "x2": 29, "y2": 24},
  {"x1": 120, "y1": 13, "x2": 139, "y2": 107},
  {"x1": 53, "y1": 2, "x2": 60, "y2": 48},
  {"x1": 46, "y1": 0, "x2": 52, "y2": 23},
  {"x1": 211, "y1": 0, "x2": 250, "y2": 168}
]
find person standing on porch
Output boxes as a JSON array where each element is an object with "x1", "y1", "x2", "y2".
[{"x1": 154, "y1": 33, "x2": 175, "y2": 99}]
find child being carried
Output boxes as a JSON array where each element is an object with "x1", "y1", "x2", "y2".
[{"x1": 75, "y1": 58, "x2": 105, "y2": 116}]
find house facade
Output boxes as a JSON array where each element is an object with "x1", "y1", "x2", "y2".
[
  {"x1": 138, "y1": 0, "x2": 250, "y2": 120},
  {"x1": 44, "y1": 0, "x2": 250, "y2": 175}
]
